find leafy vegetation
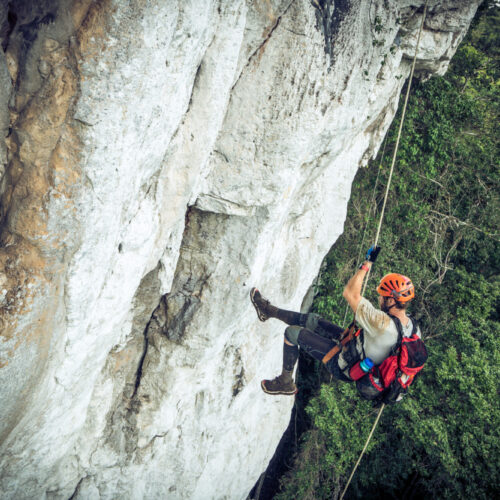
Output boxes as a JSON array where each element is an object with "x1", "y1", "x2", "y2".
[{"x1": 276, "y1": 3, "x2": 499, "y2": 499}]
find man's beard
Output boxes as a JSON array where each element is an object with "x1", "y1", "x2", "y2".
[{"x1": 381, "y1": 299, "x2": 390, "y2": 313}]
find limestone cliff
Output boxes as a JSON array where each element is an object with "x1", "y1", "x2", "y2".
[{"x1": 0, "y1": 1, "x2": 479, "y2": 499}]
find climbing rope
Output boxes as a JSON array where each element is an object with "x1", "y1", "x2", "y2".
[
  {"x1": 362, "y1": 0, "x2": 428, "y2": 295},
  {"x1": 341, "y1": 134, "x2": 387, "y2": 329},
  {"x1": 340, "y1": 2, "x2": 428, "y2": 499}
]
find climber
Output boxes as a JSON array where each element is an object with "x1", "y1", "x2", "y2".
[{"x1": 251, "y1": 246, "x2": 420, "y2": 395}]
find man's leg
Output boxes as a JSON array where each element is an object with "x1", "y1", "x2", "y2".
[
  {"x1": 261, "y1": 329, "x2": 300, "y2": 395},
  {"x1": 250, "y1": 289, "x2": 345, "y2": 341},
  {"x1": 261, "y1": 326, "x2": 337, "y2": 395},
  {"x1": 250, "y1": 288, "x2": 306, "y2": 325},
  {"x1": 304, "y1": 314, "x2": 345, "y2": 341}
]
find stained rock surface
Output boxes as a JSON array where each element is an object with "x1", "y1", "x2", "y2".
[{"x1": 0, "y1": 1, "x2": 479, "y2": 499}]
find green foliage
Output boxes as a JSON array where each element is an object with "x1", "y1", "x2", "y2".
[{"x1": 277, "y1": 5, "x2": 499, "y2": 499}]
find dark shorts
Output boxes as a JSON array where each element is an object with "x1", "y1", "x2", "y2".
[{"x1": 284, "y1": 313, "x2": 351, "y2": 381}]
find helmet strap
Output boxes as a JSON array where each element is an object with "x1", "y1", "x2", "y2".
[{"x1": 381, "y1": 297, "x2": 393, "y2": 313}]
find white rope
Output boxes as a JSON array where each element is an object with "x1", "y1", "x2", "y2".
[
  {"x1": 362, "y1": 0, "x2": 428, "y2": 297},
  {"x1": 341, "y1": 135, "x2": 387, "y2": 328},
  {"x1": 340, "y1": 403, "x2": 385, "y2": 500},
  {"x1": 340, "y1": 3, "x2": 428, "y2": 499}
]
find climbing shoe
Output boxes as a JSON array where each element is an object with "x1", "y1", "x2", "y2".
[
  {"x1": 261, "y1": 374, "x2": 298, "y2": 396},
  {"x1": 250, "y1": 287, "x2": 272, "y2": 322}
]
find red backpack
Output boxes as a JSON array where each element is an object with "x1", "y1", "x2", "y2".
[{"x1": 355, "y1": 315, "x2": 428, "y2": 404}]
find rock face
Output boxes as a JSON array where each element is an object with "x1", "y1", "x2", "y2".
[{"x1": 0, "y1": 1, "x2": 479, "y2": 498}]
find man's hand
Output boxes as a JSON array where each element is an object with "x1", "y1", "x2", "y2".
[
  {"x1": 365, "y1": 245, "x2": 381, "y2": 263},
  {"x1": 345, "y1": 246, "x2": 381, "y2": 313}
]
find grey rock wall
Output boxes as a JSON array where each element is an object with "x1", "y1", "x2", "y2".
[{"x1": 0, "y1": 1, "x2": 479, "y2": 499}]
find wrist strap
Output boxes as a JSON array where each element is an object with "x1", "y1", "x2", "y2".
[{"x1": 360, "y1": 264, "x2": 370, "y2": 272}]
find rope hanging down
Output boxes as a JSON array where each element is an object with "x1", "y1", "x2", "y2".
[{"x1": 340, "y1": 2, "x2": 428, "y2": 499}]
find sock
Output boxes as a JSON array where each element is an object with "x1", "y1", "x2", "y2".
[
  {"x1": 282, "y1": 341, "x2": 299, "y2": 377},
  {"x1": 274, "y1": 307, "x2": 305, "y2": 326}
]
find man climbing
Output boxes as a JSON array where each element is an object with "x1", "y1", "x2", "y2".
[{"x1": 251, "y1": 246, "x2": 420, "y2": 395}]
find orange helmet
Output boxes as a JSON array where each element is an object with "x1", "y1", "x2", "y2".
[{"x1": 377, "y1": 273, "x2": 415, "y2": 303}]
